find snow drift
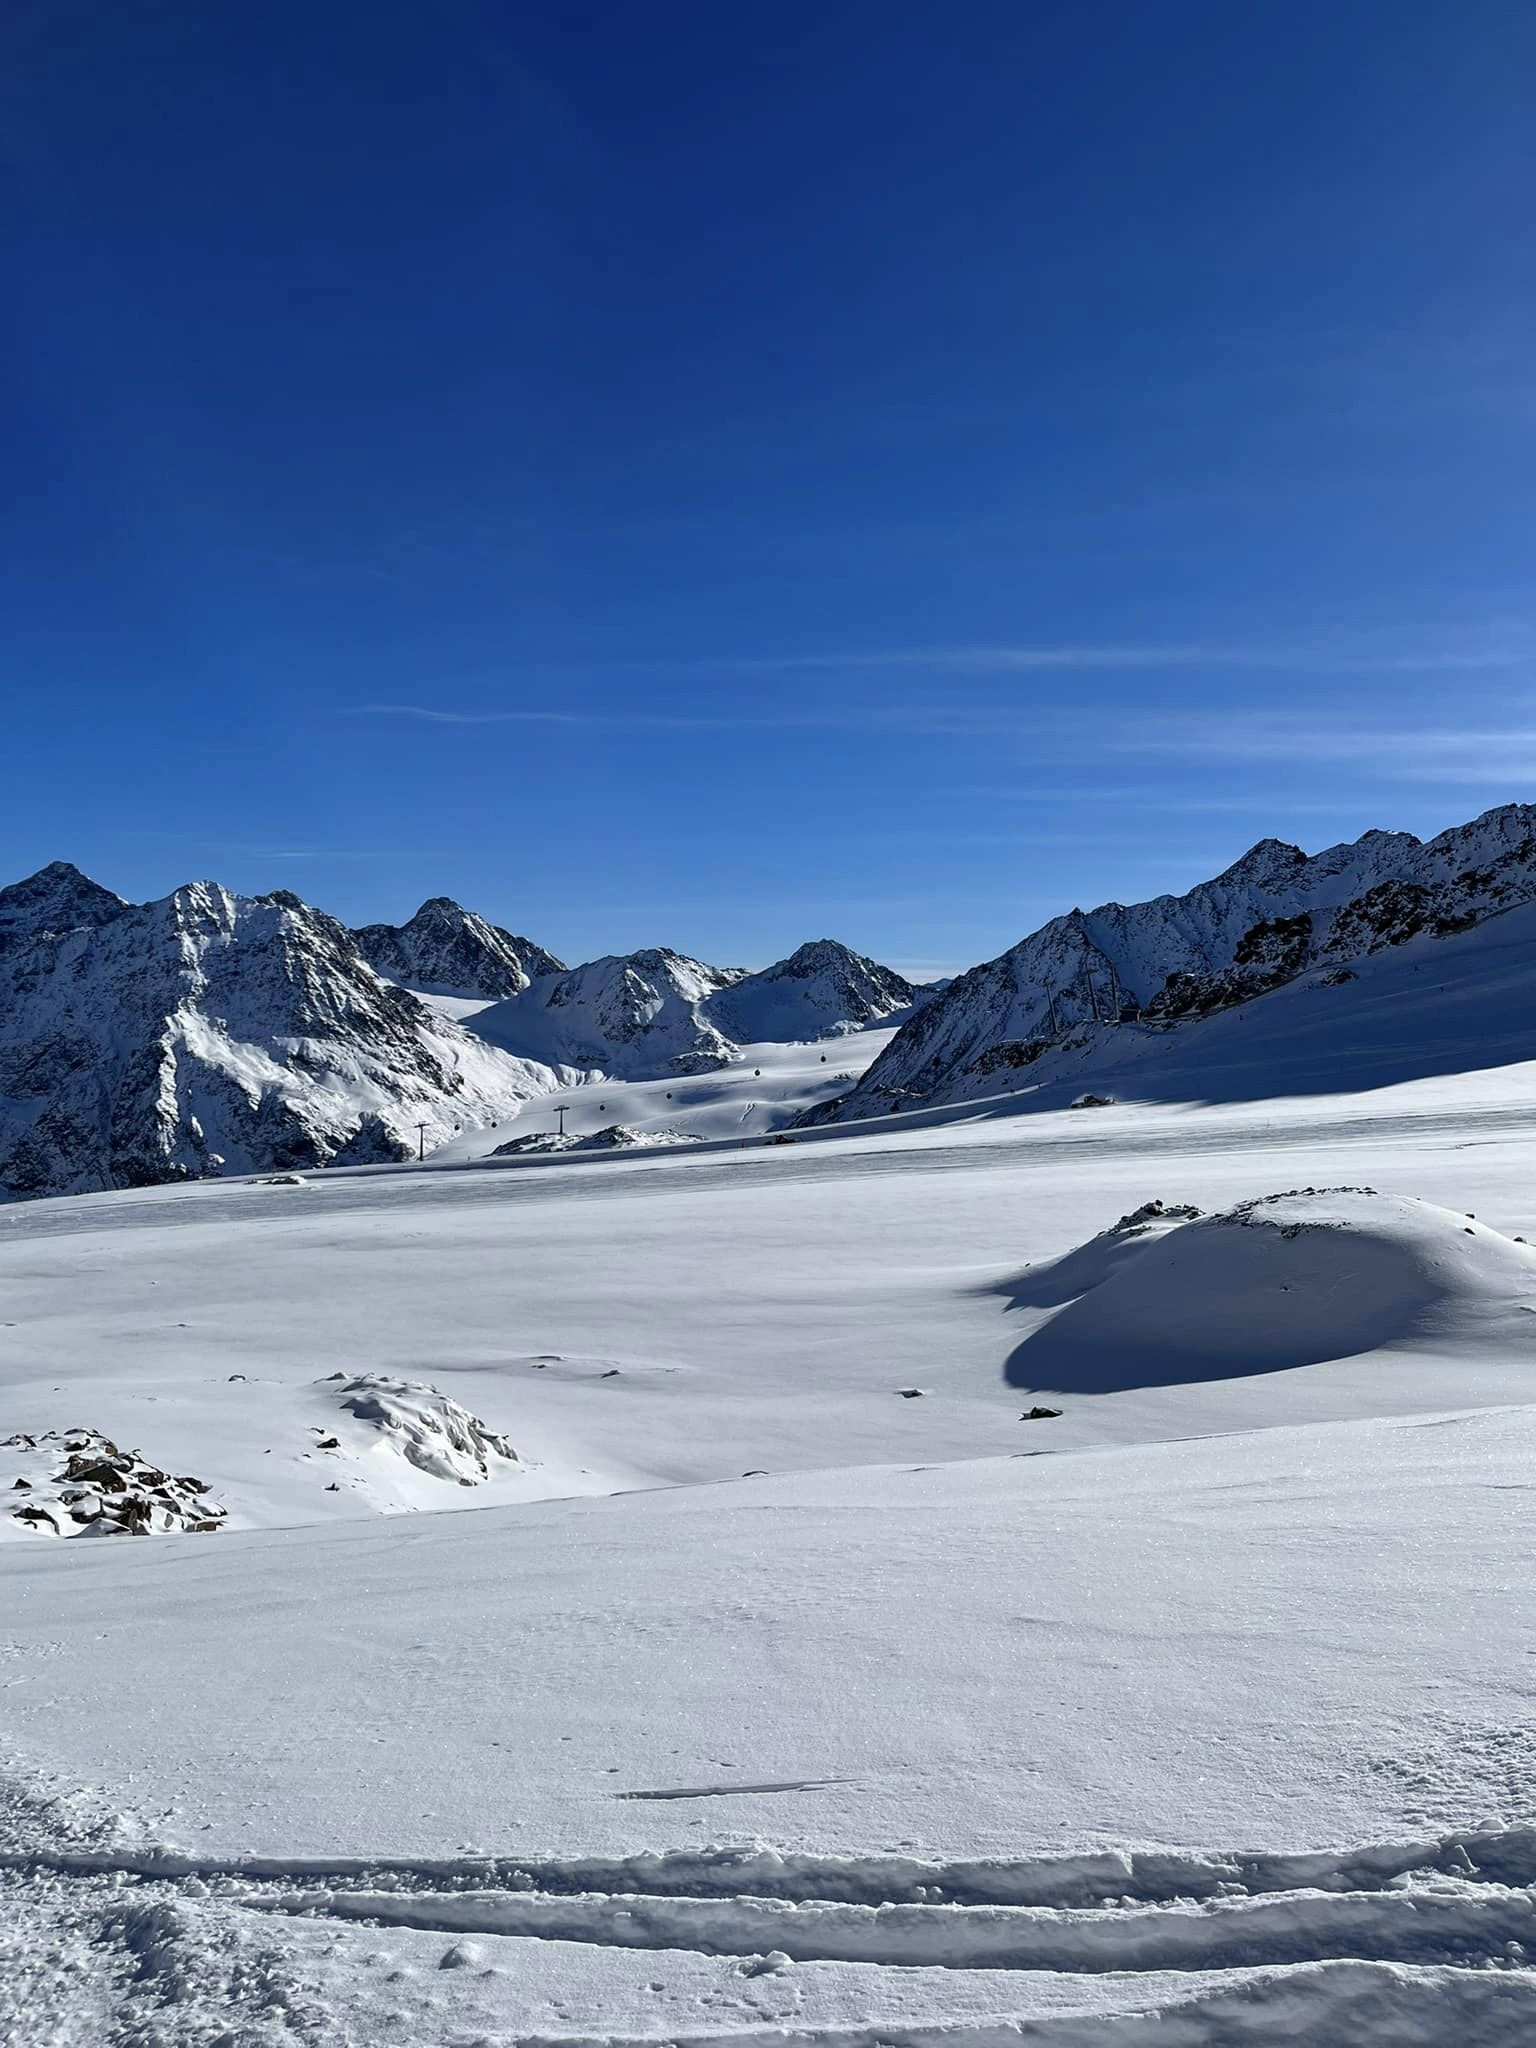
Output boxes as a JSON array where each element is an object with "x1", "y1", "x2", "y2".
[{"x1": 1005, "y1": 1188, "x2": 1536, "y2": 1393}]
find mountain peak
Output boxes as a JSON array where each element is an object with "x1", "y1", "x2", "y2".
[
  {"x1": 705, "y1": 938, "x2": 916, "y2": 1044},
  {"x1": 1217, "y1": 837, "x2": 1306, "y2": 881},
  {"x1": 353, "y1": 900, "x2": 564, "y2": 999},
  {"x1": 781, "y1": 938, "x2": 854, "y2": 969},
  {"x1": 0, "y1": 861, "x2": 128, "y2": 943}
]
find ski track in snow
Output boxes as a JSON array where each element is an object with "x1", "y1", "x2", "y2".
[{"x1": 9, "y1": 1819, "x2": 1536, "y2": 2044}]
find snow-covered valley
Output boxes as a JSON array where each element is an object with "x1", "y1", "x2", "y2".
[{"x1": 6, "y1": 1002, "x2": 1536, "y2": 2039}]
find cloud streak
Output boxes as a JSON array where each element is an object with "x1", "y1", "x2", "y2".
[
  {"x1": 1117, "y1": 720, "x2": 1536, "y2": 783},
  {"x1": 352, "y1": 700, "x2": 1054, "y2": 737},
  {"x1": 734, "y1": 641, "x2": 1529, "y2": 676}
]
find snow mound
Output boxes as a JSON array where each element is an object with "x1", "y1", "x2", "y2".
[
  {"x1": 1007, "y1": 1188, "x2": 1536, "y2": 1394},
  {"x1": 1, "y1": 1429, "x2": 226, "y2": 1538},
  {"x1": 324, "y1": 1375, "x2": 520, "y2": 1485},
  {"x1": 491, "y1": 1123, "x2": 702, "y2": 1157}
]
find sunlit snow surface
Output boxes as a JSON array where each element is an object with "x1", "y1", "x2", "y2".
[{"x1": 6, "y1": 1030, "x2": 1536, "y2": 2041}]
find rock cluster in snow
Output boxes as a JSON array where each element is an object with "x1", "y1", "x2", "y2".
[
  {"x1": 824, "y1": 802, "x2": 1536, "y2": 1116},
  {"x1": 2, "y1": 1429, "x2": 226, "y2": 1537},
  {"x1": 1110, "y1": 1199, "x2": 1204, "y2": 1234},
  {"x1": 323, "y1": 1374, "x2": 521, "y2": 1485}
]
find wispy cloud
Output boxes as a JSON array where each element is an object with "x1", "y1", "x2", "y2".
[
  {"x1": 719, "y1": 634, "x2": 1531, "y2": 677},
  {"x1": 1117, "y1": 719, "x2": 1536, "y2": 783},
  {"x1": 357, "y1": 704, "x2": 617, "y2": 727},
  {"x1": 132, "y1": 835, "x2": 401, "y2": 862},
  {"x1": 352, "y1": 627, "x2": 1531, "y2": 734},
  {"x1": 351, "y1": 700, "x2": 1033, "y2": 737},
  {"x1": 934, "y1": 785, "x2": 1399, "y2": 814}
]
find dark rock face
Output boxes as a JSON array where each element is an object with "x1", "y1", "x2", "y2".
[
  {"x1": 0, "y1": 861, "x2": 127, "y2": 948},
  {"x1": 353, "y1": 898, "x2": 565, "y2": 999}
]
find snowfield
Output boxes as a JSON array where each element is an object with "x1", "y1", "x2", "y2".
[{"x1": 5, "y1": 1027, "x2": 1536, "y2": 2039}]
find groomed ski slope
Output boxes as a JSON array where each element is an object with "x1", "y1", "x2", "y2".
[{"x1": 5, "y1": 1033, "x2": 1536, "y2": 2040}]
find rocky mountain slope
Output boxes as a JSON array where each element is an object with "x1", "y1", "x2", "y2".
[
  {"x1": 0, "y1": 867, "x2": 918, "y2": 1197},
  {"x1": 353, "y1": 897, "x2": 565, "y2": 999},
  {"x1": 470, "y1": 947, "x2": 748, "y2": 1077},
  {"x1": 705, "y1": 939, "x2": 919, "y2": 1044},
  {"x1": 820, "y1": 802, "x2": 1536, "y2": 1118},
  {"x1": 0, "y1": 860, "x2": 128, "y2": 947},
  {"x1": 469, "y1": 938, "x2": 919, "y2": 1078},
  {"x1": 0, "y1": 876, "x2": 556, "y2": 1200},
  {"x1": 11, "y1": 804, "x2": 1531, "y2": 1195}
]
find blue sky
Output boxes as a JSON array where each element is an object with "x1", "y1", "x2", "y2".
[{"x1": 2, "y1": 0, "x2": 1532, "y2": 978}]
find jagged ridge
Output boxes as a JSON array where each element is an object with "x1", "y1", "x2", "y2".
[
  {"x1": 821, "y1": 803, "x2": 1536, "y2": 1117},
  {"x1": 0, "y1": 878, "x2": 555, "y2": 1199},
  {"x1": 352, "y1": 897, "x2": 565, "y2": 1000},
  {"x1": 470, "y1": 938, "x2": 917, "y2": 1077}
]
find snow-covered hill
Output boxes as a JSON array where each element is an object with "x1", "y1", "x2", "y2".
[
  {"x1": 825, "y1": 801, "x2": 1536, "y2": 1117},
  {"x1": 352, "y1": 896, "x2": 564, "y2": 999},
  {"x1": 0, "y1": 875, "x2": 555, "y2": 1199}
]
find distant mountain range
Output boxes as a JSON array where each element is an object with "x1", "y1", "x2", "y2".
[
  {"x1": 471, "y1": 939, "x2": 919, "y2": 1079},
  {"x1": 4, "y1": 801, "x2": 1535, "y2": 1200},
  {"x1": 0, "y1": 864, "x2": 918, "y2": 1199}
]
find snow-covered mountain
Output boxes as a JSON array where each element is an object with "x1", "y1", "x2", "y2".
[
  {"x1": 0, "y1": 874, "x2": 555, "y2": 1199},
  {"x1": 471, "y1": 947, "x2": 747, "y2": 1077},
  {"x1": 704, "y1": 939, "x2": 918, "y2": 1044},
  {"x1": 469, "y1": 938, "x2": 919, "y2": 1079},
  {"x1": 353, "y1": 897, "x2": 564, "y2": 999},
  {"x1": 0, "y1": 860, "x2": 922, "y2": 1196},
  {"x1": 11, "y1": 803, "x2": 1533, "y2": 1196},
  {"x1": 821, "y1": 802, "x2": 1536, "y2": 1118}
]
